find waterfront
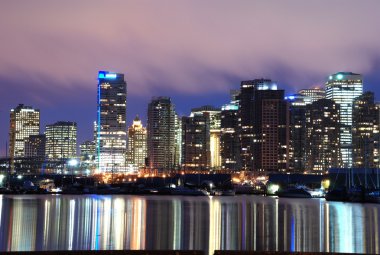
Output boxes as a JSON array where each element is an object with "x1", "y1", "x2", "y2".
[{"x1": 0, "y1": 195, "x2": 379, "y2": 254}]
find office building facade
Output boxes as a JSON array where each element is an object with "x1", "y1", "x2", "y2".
[
  {"x1": 352, "y1": 92, "x2": 380, "y2": 168},
  {"x1": 252, "y1": 86, "x2": 290, "y2": 173},
  {"x1": 306, "y1": 99, "x2": 341, "y2": 172},
  {"x1": 127, "y1": 116, "x2": 147, "y2": 168},
  {"x1": 147, "y1": 97, "x2": 177, "y2": 170},
  {"x1": 181, "y1": 113, "x2": 210, "y2": 170},
  {"x1": 191, "y1": 106, "x2": 221, "y2": 169},
  {"x1": 45, "y1": 121, "x2": 77, "y2": 161},
  {"x1": 298, "y1": 87, "x2": 326, "y2": 103},
  {"x1": 97, "y1": 71, "x2": 127, "y2": 172},
  {"x1": 9, "y1": 104, "x2": 40, "y2": 171},
  {"x1": 221, "y1": 103, "x2": 240, "y2": 171},
  {"x1": 286, "y1": 94, "x2": 312, "y2": 172},
  {"x1": 24, "y1": 134, "x2": 46, "y2": 160},
  {"x1": 325, "y1": 72, "x2": 363, "y2": 167}
]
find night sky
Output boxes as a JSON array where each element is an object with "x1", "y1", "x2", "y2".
[{"x1": 1, "y1": 0, "x2": 380, "y2": 156}]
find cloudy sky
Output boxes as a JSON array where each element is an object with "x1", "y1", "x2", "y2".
[{"x1": 1, "y1": 0, "x2": 380, "y2": 156}]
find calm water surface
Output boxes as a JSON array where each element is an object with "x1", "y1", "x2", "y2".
[{"x1": 0, "y1": 194, "x2": 379, "y2": 254}]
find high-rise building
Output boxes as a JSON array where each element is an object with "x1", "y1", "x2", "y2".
[
  {"x1": 285, "y1": 94, "x2": 312, "y2": 172},
  {"x1": 191, "y1": 106, "x2": 221, "y2": 169},
  {"x1": 252, "y1": 85, "x2": 290, "y2": 173},
  {"x1": 306, "y1": 99, "x2": 341, "y2": 172},
  {"x1": 352, "y1": 92, "x2": 380, "y2": 168},
  {"x1": 127, "y1": 116, "x2": 147, "y2": 168},
  {"x1": 221, "y1": 102, "x2": 240, "y2": 171},
  {"x1": 326, "y1": 72, "x2": 363, "y2": 168},
  {"x1": 24, "y1": 134, "x2": 46, "y2": 160},
  {"x1": 9, "y1": 104, "x2": 40, "y2": 171},
  {"x1": 147, "y1": 97, "x2": 177, "y2": 170},
  {"x1": 238, "y1": 80, "x2": 257, "y2": 171},
  {"x1": 45, "y1": 121, "x2": 77, "y2": 161},
  {"x1": 239, "y1": 79, "x2": 277, "y2": 171},
  {"x1": 174, "y1": 115, "x2": 182, "y2": 168},
  {"x1": 298, "y1": 87, "x2": 325, "y2": 103},
  {"x1": 97, "y1": 71, "x2": 127, "y2": 172},
  {"x1": 181, "y1": 113, "x2": 210, "y2": 170}
]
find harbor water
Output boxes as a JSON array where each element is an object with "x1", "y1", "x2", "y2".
[{"x1": 0, "y1": 194, "x2": 379, "y2": 254}]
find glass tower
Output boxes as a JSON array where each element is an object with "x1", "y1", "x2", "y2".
[
  {"x1": 325, "y1": 72, "x2": 363, "y2": 168},
  {"x1": 97, "y1": 71, "x2": 127, "y2": 172}
]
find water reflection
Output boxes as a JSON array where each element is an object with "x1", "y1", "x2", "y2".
[{"x1": 0, "y1": 195, "x2": 379, "y2": 254}]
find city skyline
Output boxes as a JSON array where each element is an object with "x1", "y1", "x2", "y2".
[{"x1": 2, "y1": 1, "x2": 380, "y2": 156}]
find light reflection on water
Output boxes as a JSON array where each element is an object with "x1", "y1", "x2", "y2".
[{"x1": 0, "y1": 195, "x2": 379, "y2": 254}]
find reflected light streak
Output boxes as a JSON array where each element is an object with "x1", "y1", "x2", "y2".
[
  {"x1": 0, "y1": 195, "x2": 2, "y2": 230},
  {"x1": 112, "y1": 198, "x2": 125, "y2": 250},
  {"x1": 208, "y1": 197, "x2": 221, "y2": 255},
  {"x1": 325, "y1": 203, "x2": 329, "y2": 253},
  {"x1": 374, "y1": 207, "x2": 379, "y2": 254},
  {"x1": 91, "y1": 199, "x2": 99, "y2": 250},
  {"x1": 336, "y1": 204, "x2": 353, "y2": 253},
  {"x1": 68, "y1": 199, "x2": 75, "y2": 250},
  {"x1": 172, "y1": 200, "x2": 182, "y2": 250},
  {"x1": 131, "y1": 198, "x2": 146, "y2": 250},
  {"x1": 43, "y1": 200, "x2": 51, "y2": 248},
  {"x1": 102, "y1": 198, "x2": 112, "y2": 249},
  {"x1": 11, "y1": 199, "x2": 37, "y2": 251}
]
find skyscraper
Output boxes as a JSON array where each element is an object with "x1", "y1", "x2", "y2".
[
  {"x1": 326, "y1": 72, "x2": 363, "y2": 167},
  {"x1": 252, "y1": 85, "x2": 290, "y2": 173},
  {"x1": 182, "y1": 113, "x2": 210, "y2": 170},
  {"x1": 97, "y1": 71, "x2": 127, "y2": 172},
  {"x1": 127, "y1": 116, "x2": 147, "y2": 168},
  {"x1": 9, "y1": 104, "x2": 40, "y2": 171},
  {"x1": 352, "y1": 92, "x2": 380, "y2": 168},
  {"x1": 45, "y1": 121, "x2": 77, "y2": 161},
  {"x1": 221, "y1": 102, "x2": 240, "y2": 171},
  {"x1": 306, "y1": 99, "x2": 341, "y2": 172},
  {"x1": 190, "y1": 106, "x2": 221, "y2": 169},
  {"x1": 147, "y1": 97, "x2": 177, "y2": 170},
  {"x1": 298, "y1": 87, "x2": 325, "y2": 103},
  {"x1": 238, "y1": 80, "x2": 257, "y2": 171},
  {"x1": 285, "y1": 94, "x2": 312, "y2": 172}
]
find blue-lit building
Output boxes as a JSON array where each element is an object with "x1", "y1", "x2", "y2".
[
  {"x1": 326, "y1": 72, "x2": 363, "y2": 168},
  {"x1": 97, "y1": 71, "x2": 127, "y2": 172}
]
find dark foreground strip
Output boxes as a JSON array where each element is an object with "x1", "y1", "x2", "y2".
[
  {"x1": 0, "y1": 251, "x2": 203, "y2": 255},
  {"x1": 0, "y1": 251, "x2": 367, "y2": 255},
  {"x1": 215, "y1": 252, "x2": 366, "y2": 255}
]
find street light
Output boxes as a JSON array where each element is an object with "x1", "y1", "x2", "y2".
[{"x1": 68, "y1": 159, "x2": 78, "y2": 184}]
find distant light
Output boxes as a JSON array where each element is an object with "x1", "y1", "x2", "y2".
[
  {"x1": 268, "y1": 184, "x2": 280, "y2": 194},
  {"x1": 337, "y1": 74, "x2": 344, "y2": 80},
  {"x1": 222, "y1": 104, "x2": 239, "y2": 111},
  {"x1": 17, "y1": 175, "x2": 23, "y2": 180},
  {"x1": 329, "y1": 76, "x2": 333, "y2": 80},
  {"x1": 286, "y1": 95, "x2": 295, "y2": 100},
  {"x1": 105, "y1": 73, "x2": 117, "y2": 79},
  {"x1": 68, "y1": 159, "x2": 78, "y2": 167},
  {"x1": 98, "y1": 71, "x2": 117, "y2": 79}
]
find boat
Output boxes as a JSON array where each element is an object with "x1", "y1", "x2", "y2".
[{"x1": 276, "y1": 187, "x2": 312, "y2": 198}]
